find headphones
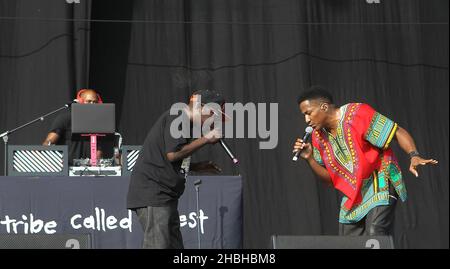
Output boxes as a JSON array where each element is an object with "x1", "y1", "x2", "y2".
[{"x1": 76, "y1": 89, "x2": 103, "y2": 104}]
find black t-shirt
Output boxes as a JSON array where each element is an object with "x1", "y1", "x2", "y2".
[
  {"x1": 49, "y1": 110, "x2": 113, "y2": 164},
  {"x1": 127, "y1": 110, "x2": 189, "y2": 208}
]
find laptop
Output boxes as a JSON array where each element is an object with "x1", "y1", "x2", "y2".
[{"x1": 71, "y1": 103, "x2": 115, "y2": 134}]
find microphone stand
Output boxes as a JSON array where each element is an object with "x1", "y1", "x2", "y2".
[
  {"x1": 0, "y1": 103, "x2": 72, "y2": 175},
  {"x1": 194, "y1": 179, "x2": 202, "y2": 249}
]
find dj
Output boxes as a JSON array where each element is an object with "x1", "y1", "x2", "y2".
[{"x1": 42, "y1": 89, "x2": 112, "y2": 165}]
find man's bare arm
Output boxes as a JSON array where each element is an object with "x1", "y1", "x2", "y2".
[
  {"x1": 42, "y1": 132, "x2": 59, "y2": 146},
  {"x1": 166, "y1": 129, "x2": 221, "y2": 163},
  {"x1": 166, "y1": 137, "x2": 210, "y2": 162},
  {"x1": 395, "y1": 126, "x2": 438, "y2": 177}
]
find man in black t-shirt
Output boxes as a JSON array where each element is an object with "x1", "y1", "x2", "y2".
[
  {"x1": 42, "y1": 89, "x2": 111, "y2": 164},
  {"x1": 127, "y1": 90, "x2": 225, "y2": 249}
]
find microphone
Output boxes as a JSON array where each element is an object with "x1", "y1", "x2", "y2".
[
  {"x1": 292, "y1": 126, "x2": 314, "y2": 162},
  {"x1": 219, "y1": 139, "x2": 239, "y2": 164},
  {"x1": 65, "y1": 99, "x2": 79, "y2": 107}
]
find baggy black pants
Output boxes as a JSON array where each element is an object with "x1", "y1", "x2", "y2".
[
  {"x1": 339, "y1": 185, "x2": 398, "y2": 236},
  {"x1": 135, "y1": 201, "x2": 184, "y2": 249}
]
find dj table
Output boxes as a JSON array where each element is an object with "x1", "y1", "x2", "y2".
[{"x1": 0, "y1": 175, "x2": 242, "y2": 249}]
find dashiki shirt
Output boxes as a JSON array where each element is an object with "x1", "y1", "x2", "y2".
[{"x1": 311, "y1": 103, "x2": 407, "y2": 224}]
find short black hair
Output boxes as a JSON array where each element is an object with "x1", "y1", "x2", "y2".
[{"x1": 297, "y1": 85, "x2": 334, "y2": 104}]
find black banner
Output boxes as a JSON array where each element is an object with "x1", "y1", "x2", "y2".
[{"x1": 0, "y1": 175, "x2": 242, "y2": 249}]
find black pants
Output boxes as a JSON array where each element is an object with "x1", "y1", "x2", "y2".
[
  {"x1": 135, "y1": 201, "x2": 184, "y2": 249},
  {"x1": 339, "y1": 188, "x2": 398, "y2": 236}
]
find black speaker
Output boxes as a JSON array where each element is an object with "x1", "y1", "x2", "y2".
[
  {"x1": 271, "y1": 235, "x2": 394, "y2": 249},
  {"x1": 0, "y1": 234, "x2": 91, "y2": 249}
]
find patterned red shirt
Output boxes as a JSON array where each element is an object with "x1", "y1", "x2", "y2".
[{"x1": 312, "y1": 103, "x2": 407, "y2": 223}]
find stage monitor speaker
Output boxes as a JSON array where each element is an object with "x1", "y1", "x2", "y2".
[
  {"x1": 0, "y1": 234, "x2": 91, "y2": 249},
  {"x1": 271, "y1": 235, "x2": 394, "y2": 249},
  {"x1": 121, "y1": 145, "x2": 141, "y2": 176},
  {"x1": 8, "y1": 145, "x2": 68, "y2": 176}
]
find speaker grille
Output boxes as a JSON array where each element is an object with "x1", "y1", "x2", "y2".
[
  {"x1": 13, "y1": 150, "x2": 63, "y2": 173},
  {"x1": 8, "y1": 145, "x2": 68, "y2": 176},
  {"x1": 126, "y1": 150, "x2": 140, "y2": 171},
  {"x1": 121, "y1": 146, "x2": 141, "y2": 176}
]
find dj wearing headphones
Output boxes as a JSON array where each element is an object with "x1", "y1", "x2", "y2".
[
  {"x1": 42, "y1": 89, "x2": 111, "y2": 164},
  {"x1": 75, "y1": 88, "x2": 103, "y2": 104}
]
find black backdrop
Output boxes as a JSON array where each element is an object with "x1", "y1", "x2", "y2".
[{"x1": 0, "y1": 0, "x2": 448, "y2": 248}]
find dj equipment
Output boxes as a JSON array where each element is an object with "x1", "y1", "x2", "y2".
[
  {"x1": 7, "y1": 145, "x2": 143, "y2": 177},
  {"x1": 70, "y1": 157, "x2": 121, "y2": 176},
  {"x1": 69, "y1": 166, "x2": 121, "y2": 176}
]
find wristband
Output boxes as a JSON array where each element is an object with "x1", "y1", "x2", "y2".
[{"x1": 408, "y1": 151, "x2": 420, "y2": 158}]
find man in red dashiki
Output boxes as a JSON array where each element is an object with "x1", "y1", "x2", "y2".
[{"x1": 293, "y1": 86, "x2": 438, "y2": 236}]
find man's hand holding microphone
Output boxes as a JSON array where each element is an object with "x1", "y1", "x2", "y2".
[{"x1": 292, "y1": 126, "x2": 314, "y2": 161}]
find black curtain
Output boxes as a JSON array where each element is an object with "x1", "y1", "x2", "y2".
[
  {"x1": 0, "y1": 0, "x2": 91, "y2": 161},
  {"x1": 1, "y1": 0, "x2": 448, "y2": 249}
]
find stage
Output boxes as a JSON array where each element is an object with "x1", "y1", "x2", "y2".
[{"x1": 0, "y1": 0, "x2": 447, "y2": 249}]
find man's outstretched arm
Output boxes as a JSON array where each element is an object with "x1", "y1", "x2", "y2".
[{"x1": 395, "y1": 126, "x2": 438, "y2": 177}]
